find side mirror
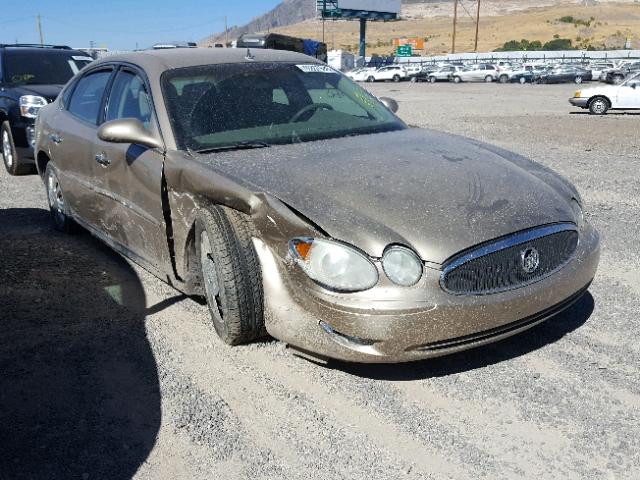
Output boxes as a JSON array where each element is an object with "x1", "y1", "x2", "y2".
[
  {"x1": 379, "y1": 97, "x2": 399, "y2": 113},
  {"x1": 97, "y1": 118, "x2": 163, "y2": 150}
]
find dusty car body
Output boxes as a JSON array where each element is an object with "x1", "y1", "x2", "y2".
[{"x1": 35, "y1": 49, "x2": 600, "y2": 363}]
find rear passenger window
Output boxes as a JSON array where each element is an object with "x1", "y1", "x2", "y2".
[
  {"x1": 106, "y1": 70, "x2": 153, "y2": 128},
  {"x1": 67, "y1": 70, "x2": 111, "y2": 124}
]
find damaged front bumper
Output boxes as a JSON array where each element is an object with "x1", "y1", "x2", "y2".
[{"x1": 252, "y1": 223, "x2": 600, "y2": 363}]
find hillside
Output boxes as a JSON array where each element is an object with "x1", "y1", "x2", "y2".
[{"x1": 202, "y1": 1, "x2": 640, "y2": 54}]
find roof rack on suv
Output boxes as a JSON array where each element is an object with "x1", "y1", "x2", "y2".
[{"x1": 0, "y1": 44, "x2": 72, "y2": 49}]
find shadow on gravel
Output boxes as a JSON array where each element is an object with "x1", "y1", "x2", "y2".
[
  {"x1": 335, "y1": 292, "x2": 594, "y2": 381},
  {"x1": 0, "y1": 208, "x2": 161, "y2": 479}
]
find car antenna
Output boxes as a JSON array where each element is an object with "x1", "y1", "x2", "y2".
[{"x1": 245, "y1": 48, "x2": 255, "y2": 61}]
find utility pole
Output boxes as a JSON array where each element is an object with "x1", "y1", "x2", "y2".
[
  {"x1": 224, "y1": 16, "x2": 228, "y2": 47},
  {"x1": 451, "y1": 0, "x2": 458, "y2": 54},
  {"x1": 36, "y1": 14, "x2": 44, "y2": 46},
  {"x1": 474, "y1": 0, "x2": 481, "y2": 52}
]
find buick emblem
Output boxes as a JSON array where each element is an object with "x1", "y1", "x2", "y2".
[{"x1": 521, "y1": 247, "x2": 540, "y2": 274}]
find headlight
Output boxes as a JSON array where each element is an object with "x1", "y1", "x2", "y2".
[
  {"x1": 571, "y1": 198, "x2": 584, "y2": 229},
  {"x1": 289, "y1": 238, "x2": 378, "y2": 292},
  {"x1": 19, "y1": 95, "x2": 48, "y2": 118},
  {"x1": 382, "y1": 246, "x2": 423, "y2": 286},
  {"x1": 574, "y1": 90, "x2": 582, "y2": 98}
]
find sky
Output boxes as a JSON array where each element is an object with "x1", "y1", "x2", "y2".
[{"x1": 0, "y1": 0, "x2": 282, "y2": 51}]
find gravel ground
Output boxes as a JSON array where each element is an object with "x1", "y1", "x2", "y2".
[{"x1": 1, "y1": 82, "x2": 639, "y2": 480}]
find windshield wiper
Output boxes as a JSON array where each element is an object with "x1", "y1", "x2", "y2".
[{"x1": 195, "y1": 141, "x2": 271, "y2": 154}]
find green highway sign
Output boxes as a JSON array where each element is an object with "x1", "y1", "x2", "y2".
[{"x1": 396, "y1": 45, "x2": 413, "y2": 57}]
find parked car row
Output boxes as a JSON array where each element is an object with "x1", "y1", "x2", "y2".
[{"x1": 346, "y1": 59, "x2": 640, "y2": 86}]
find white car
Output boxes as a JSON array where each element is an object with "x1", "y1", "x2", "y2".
[
  {"x1": 427, "y1": 65, "x2": 463, "y2": 83},
  {"x1": 569, "y1": 72, "x2": 640, "y2": 114},
  {"x1": 451, "y1": 64, "x2": 498, "y2": 83},
  {"x1": 368, "y1": 65, "x2": 408, "y2": 82},
  {"x1": 345, "y1": 68, "x2": 377, "y2": 82}
]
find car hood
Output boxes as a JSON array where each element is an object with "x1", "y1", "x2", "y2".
[
  {"x1": 11, "y1": 84, "x2": 63, "y2": 103},
  {"x1": 197, "y1": 128, "x2": 577, "y2": 264}
]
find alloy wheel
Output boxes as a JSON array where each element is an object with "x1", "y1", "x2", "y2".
[
  {"x1": 2, "y1": 130, "x2": 13, "y2": 168},
  {"x1": 200, "y1": 230, "x2": 225, "y2": 325}
]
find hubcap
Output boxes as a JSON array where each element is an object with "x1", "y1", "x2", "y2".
[
  {"x1": 200, "y1": 231, "x2": 224, "y2": 322},
  {"x1": 47, "y1": 170, "x2": 65, "y2": 213},
  {"x1": 593, "y1": 101, "x2": 605, "y2": 113},
  {"x1": 2, "y1": 130, "x2": 13, "y2": 168}
]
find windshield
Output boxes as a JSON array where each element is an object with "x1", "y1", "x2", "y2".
[
  {"x1": 162, "y1": 63, "x2": 405, "y2": 152},
  {"x1": 3, "y1": 52, "x2": 92, "y2": 86}
]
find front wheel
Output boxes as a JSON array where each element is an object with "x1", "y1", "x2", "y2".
[
  {"x1": 574, "y1": 76, "x2": 583, "y2": 84},
  {"x1": 485, "y1": 75, "x2": 494, "y2": 83},
  {"x1": 519, "y1": 76, "x2": 527, "y2": 84},
  {"x1": 196, "y1": 206, "x2": 265, "y2": 345},
  {"x1": 410, "y1": 76, "x2": 417, "y2": 83},
  {"x1": 453, "y1": 76, "x2": 461, "y2": 83},
  {"x1": 589, "y1": 97, "x2": 609, "y2": 115},
  {"x1": 367, "y1": 76, "x2": 375, "y2": 83},
  {"x1": 392, "y1": 74, "x2": 401, "y2": 82},
  {"x1": 499, "y1": 75, "x2": 509, "y2": 84},
  {"x1": 429, "y1": 76, "x2": 437, "y2": 83},
  {"x1": 44, "y1": 163, "x2": 77, "y2": 233}
]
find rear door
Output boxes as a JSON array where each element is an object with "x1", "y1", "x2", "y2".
[
  {"x1": 90, "y1": 66, "x2": 167, "y2": 268},
  {"x1": 51, "y1": 67, "x2": 114, "y2": 222}
]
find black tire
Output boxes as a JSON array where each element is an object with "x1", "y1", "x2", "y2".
[
  {"x1": 392, "y1": 74, "x2": 401, "y2": 82},
  {"x1": 588, "y1": 96, "x2": 609, "y2": 115},
  {"x1": 429, "y1": 76, "x2": 436, "y2": 83},
  {"x1": 574, "y1": 76, "x2": 583, "y2": 84},
  {"x1": 196, "y1": 206, "x2": 265, "y2": 345},
  {"x1": 612, "y1": 75, "x2": 624, "y2": 85},
  {"x1": 499, "y1": 75, "x2": 509, "y2": 84},
  {"x1": 2, "y1": 121, "x2": 33, "y2": 175},
  {"x1": 367, "y1": 76, "x2": 375, "y2": 83},
  {"x1": 44, "y1": 163, "x2": 77, "y2": 233}
]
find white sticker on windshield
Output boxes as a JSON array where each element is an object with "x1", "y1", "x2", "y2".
[
  {"x1": 72, "y1": 56, "x2": 94, "y2": 62},
  {"x1": 296, "y1": 64, "x2": 337, "y2": 74}
]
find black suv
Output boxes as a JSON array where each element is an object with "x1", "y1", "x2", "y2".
[
  {"x1": 0, "y1": 44, "x2": 93, "y2": 175},
  {"x1": 604, "y1": 62, "x2": 640, "y2": 85}
]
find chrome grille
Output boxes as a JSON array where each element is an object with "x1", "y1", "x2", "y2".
[{"x1": 441, "y1": 224, "x2": 578, "y2": 295}]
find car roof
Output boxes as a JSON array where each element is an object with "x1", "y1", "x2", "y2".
[
  {"x1": 91, "y1": 48, "x2": 322, "y2": 74},
  {"x1": 0, "y1": 45, "x2": 87, "y2": 55}
]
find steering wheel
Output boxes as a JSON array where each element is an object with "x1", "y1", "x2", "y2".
[{"x1": 289, "y1": 103, "x2": 334, "y2": 123}]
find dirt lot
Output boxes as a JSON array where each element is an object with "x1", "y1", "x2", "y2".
[{"x1": 1, "y1": 82, "x2": 639, "y2": 479}]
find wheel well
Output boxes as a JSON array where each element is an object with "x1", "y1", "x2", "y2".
[
  {"x1": 182, "y1": 222, "x2": 204, "y2": 296},
  {"x1": 36, "y1": 151, "x2": 50, "y2": 178},
  {"x1": 588, "y1": 95, "x2": 611, "y2": 107}
]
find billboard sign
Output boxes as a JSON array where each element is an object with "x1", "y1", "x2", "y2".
[
  {"x1": 337, "y1": 0, "x2": 401, "y2": 14},
  {"x1": 393, "y1": 38, "x2": 425, "y2": 50}
]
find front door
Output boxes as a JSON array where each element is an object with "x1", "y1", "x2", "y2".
[
  {"x1": 90, "y1": 68, "x2": 167, "y2": 268},
  {"x1": 616, "y1": 78, "x2": 640, "y2": 108}
]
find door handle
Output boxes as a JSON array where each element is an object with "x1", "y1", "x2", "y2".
[
  {"x1": 50, "y1": 133, "x2": 63, "y2": 144},
  {"x1": 95, "y1": 152, "x2": 111, "y2": 167}
]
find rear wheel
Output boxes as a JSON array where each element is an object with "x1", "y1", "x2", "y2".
[
  {"x1": 44, "y1": 163, "x2": 77, "y2": 233},
  {"x1": 196, "y1": 206, "x2": 265, "y2": 345},
  {"x1": 574, "y1": 76, "x2": 583, "y2": 84},
  {"x1": 367, "y1": 76, "x2": 375, "y2": 83},
  {"x1": 429, "y1": 76, "x2": 437, "y2": 83},
  {"x1": 2, "y1": 121, "x2": 32, "y2": 176},
  {"x1": 392, "y1": 74, "x2": 401, "y2": 82},
  {"x1": 519, "y1": 76, "x2": 527, "y2": 84},
  {"x1": 612, "y1": 75, "x2": 624, "y2": 85},
  {"x1": 588, "y1": 96, "x2": 609, "y2": 115},
  {"x1": 499, "y1": 75, "x2": 509, "y2": 84},
  {"x1": 453, "y1": 76, "x2": 461, "y2": 83}
]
